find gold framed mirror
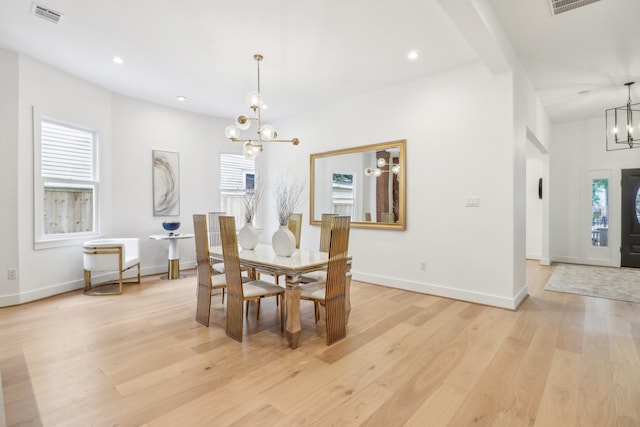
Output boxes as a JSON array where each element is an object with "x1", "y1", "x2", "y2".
[{"x1": 310, "y1": 139, "x2": 406, "y2": 230}]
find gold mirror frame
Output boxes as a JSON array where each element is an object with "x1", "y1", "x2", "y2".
[{"x1": 310, "y1": 139, "x2": 406, "y2": 230}]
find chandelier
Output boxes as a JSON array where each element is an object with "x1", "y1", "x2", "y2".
[
  {"x1": 364, "y1": 157, "x2": 401, "y2": 177},
  {"x1": 606, "y1": 82, "x2": 640, "y2": 151},
  {"x1": 224, "y1": 54, "x2": 299, "y2": 159}
]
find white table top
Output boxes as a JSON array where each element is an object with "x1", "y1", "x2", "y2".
[
  {"x1": 209, "y1": 243, "x2": 336, "y2": 276},
  {"x1": 149, "y1": 233, "x2": 194, "y2": 240}
]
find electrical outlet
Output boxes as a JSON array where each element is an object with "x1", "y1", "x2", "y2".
[
  {"x1": 420, "y1": 262, "x2": 427, "y2": 271},
  {"x1": 8, "y1": 268, "x2": 17, "y2": 280}
]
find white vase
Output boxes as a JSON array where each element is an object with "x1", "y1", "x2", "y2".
[
  {"x1": 272, "y1": 225, "x2": 296, "y2": 257},
  {"x1": 238, "y1": 222, "x2": 259, "y2": 250}
]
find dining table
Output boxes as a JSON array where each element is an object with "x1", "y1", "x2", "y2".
[{"x1": 208, "y1": 243, "x2": 352, "y2": 348}]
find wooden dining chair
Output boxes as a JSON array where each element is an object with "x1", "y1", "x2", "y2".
[
  {"x1": 193, "y1": 214, "x2": 231, "y2": 326},
  {"x1": 207, "y1": 211, "x2": 227, "y2": 274},
  {"x1": 300, "y1": 213, "x2": 337, "y2": 284},
  {"x1": 300, "y1": 216, "x2": 351, "y2": 345},
  {"x1": 288, "y1": 212, "x2": 303, "y2": 249},
  {"x1": 219, "y1": 216, "x2": 285, "y2": 342}
]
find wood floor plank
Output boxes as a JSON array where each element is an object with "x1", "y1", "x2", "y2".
[
  {"x1": 2, "y1": 262, "x2": 640, "y2": 426},
  {"x1": 534, "y1": 348, "x2": 581, "y2": 427},
  {"x1": 445, "y1": 336, "x2": 530, "y2": 426}
]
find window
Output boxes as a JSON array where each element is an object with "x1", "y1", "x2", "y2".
[
  {"x1": 35, "y1": 116, "x2": 99, "y2": 247},
  {"x1": 591, "y1": 178, "x2": 608, "y2": 247},
  {"x1": 332, "y1": 173, "x2": 354, "y2": 218},
  {"x1": 220, "y1": 153, "x2": 256, "y2": 227}
]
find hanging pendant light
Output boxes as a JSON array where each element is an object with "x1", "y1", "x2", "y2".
[
  {"x1": 224, "y1": 54, "x2": 300, "y2": 158},
  {"x1": 605, "y1": 82, "x2": 640, "y2": 151}
]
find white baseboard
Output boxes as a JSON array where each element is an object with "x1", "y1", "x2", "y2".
[
  {"x1": 352, "y1": 271, "x2": 526, "y2": 310},
  {"x1": 551, "y1": 257, "x2": 617, "y2": 268},
  {"x1": 0, "y1": 262, "x2": 196, "y2": 307},
  {"x1": 551, "y1": 256, "x2": 580, "y2": 264}
]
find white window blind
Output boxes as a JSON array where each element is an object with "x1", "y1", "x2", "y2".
[
  {"x1": 220, "y1": 153, "x2": 255, "y2": 190},
  {"x1": 41, "y1": 121, "x2": 94, "y2": 181}
]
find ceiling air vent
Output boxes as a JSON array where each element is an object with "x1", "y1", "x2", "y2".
[
  {"x1": 548, "y1": 0, "x2": 600, "y2": 15},
  {"x1": 31, "y1": 2, "x2": 63, "y2": 24}
]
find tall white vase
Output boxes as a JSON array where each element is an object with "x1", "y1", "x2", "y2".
[
  {"x1": 272, "y1": 225, "x2": 296, "y2": 257},
  {"x1": 238, "y1": 222, "x2": 259, "y2": 250}
]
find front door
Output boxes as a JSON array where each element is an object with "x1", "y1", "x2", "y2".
[{"x1": 621, "y1": 168, "x2": 640, "y2": 267}]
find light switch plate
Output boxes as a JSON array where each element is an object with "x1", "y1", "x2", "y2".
[{"x1": 465, "y1": 197, "x2": 480, "y2": 207}]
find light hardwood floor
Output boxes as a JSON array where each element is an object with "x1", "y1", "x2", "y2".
[{"x1": 1, "y1": 261, "x2": 639, "y2": 426}]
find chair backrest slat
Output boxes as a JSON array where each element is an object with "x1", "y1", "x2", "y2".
[
  {"x1": 319, "y1": 213, "x2": 338, "y2": 253},
  {"x1": 193, "y1": 214, "x2": 213, "y2": 326},
  {"x1": 324, "y1": 216, "x2": 351, "y2": 345},
  {"x1": 219, "y1": 215, "x2": 245, "y2": 341},
  {"x1": 208, "y1": 211, "x2": 225, "y2": 247}
]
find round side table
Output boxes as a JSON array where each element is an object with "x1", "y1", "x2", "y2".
[{"x1": 149, "y1": 233, "x2": 194, "y2": 279}]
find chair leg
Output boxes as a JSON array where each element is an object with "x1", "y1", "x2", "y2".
[
  {"x1": 84, "y1": 270, "x2": 91, "y2": 291},
  {"x1": 245, "y1": 301, "x2": 250, "y2": 317},
  {"x1": 221, "y1": 289, "x2": 225, "y2": 304},
  {"x1": 256, "y1": 298, "x2": 261, "y2": 320},
  {"x1": 118, "y1": 270, "x2": 124, "y2": 295},
  {"x1": 280, "y1": 294, "x2": 285, "y2": 331},
  {"x1": 314, "y1": 302, "x2": 320, "y2": 323}
]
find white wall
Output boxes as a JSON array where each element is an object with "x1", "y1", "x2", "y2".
[
  {"x1": 110, "y1": 95, "x2": 234, "y2": 273},
  {"x1": 551, "y1": 117, "x2": 640, "y2": 266},
  {"x1": 0, "y1": 50, "x2": 19, "y2": 299},
  {"x1": 526, "y1": 147, "x2": 544, "y2": 259},
  {"x1": 263, "y1": 63, "x2": 527, "y2": 308},
  {"x1": 0, "y1": 51, "x2": 237, "y2": 306},
  {"x1": 1, "y1": 49, "x2": 550, "y2": 310},
  {"x1": 13, "y1": 55, "x2": 113, "y2": 304}
]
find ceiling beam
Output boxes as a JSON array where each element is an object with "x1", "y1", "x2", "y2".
[{"x1": 437, "y1": 0, "x2": 515, "y2": 75}]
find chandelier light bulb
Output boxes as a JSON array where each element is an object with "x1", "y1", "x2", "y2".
[
  {"x1": 377, "y1": 158, "x2": 387, "y2": 167},
  {"x1": 392, "y1": 165, "x2": 401, "y2": 175},
  {"x1": 373, "y1": 168, "x2": 382, "y2": 177},
  {"x1": 364, "y1": 167, "x2": 373, "y2": 176},
  {"x1": 243, "y1": 142, "x2": 258, "y2": 159},
  {"x1": 613, "y1": 127, "x2": 618, "y2": 134},
  {"x1": 225, "y1": 125, "x2": 240, "y2": 140},
  {"x1": 246, "y1": 91, "x2": 262, "y2": 110},
  {"x1": 260, "y1": 124, "x2": 276, "y2": 141}
]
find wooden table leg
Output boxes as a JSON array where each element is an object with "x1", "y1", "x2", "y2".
[{"x1": 285, "y1": 274, "x2": 302, "y2": 348}]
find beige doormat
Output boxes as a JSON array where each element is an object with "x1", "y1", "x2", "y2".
[{"x1": 544, "y1": 263, "x2": 640, "y2": 303}]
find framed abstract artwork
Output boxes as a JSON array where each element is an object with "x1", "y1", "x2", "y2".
[{"x1": 152, "y1": 150, "x2": 180, "y2": 216}]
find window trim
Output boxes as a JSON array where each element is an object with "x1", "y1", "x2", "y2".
[{"x1": 33, "y1": 107, "x2": 100, "y2": 249}]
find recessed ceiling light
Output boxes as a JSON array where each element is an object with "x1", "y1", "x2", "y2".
[
  {"x1": 177, "y1": 96, "x2": 186, "y2": 102},
  {"x1": 112, "y1": 56, "x2": 124, "y2": 65},
  {"x1": 408, "y1": 51, "x2": 419, "y2": 60}
]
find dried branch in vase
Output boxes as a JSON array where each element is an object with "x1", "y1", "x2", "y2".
[
  {"x1": 273, "y1": 178, "x2": 305, "y2": 226},
  {"x1": 242, "y1": 184, "x2": 263, "y2": 224}
]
